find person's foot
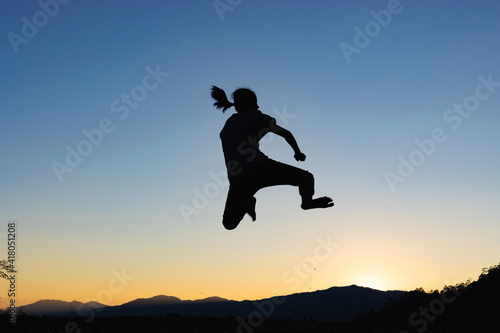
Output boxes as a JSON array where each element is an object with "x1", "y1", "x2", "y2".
[
  {"x1": 246, "y1": 197, "x2": 257, "y2": 221},
  {"x1": 301, "y1": 197, "x2": 334, "y2": 210}
]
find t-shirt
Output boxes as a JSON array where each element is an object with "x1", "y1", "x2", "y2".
[{"x1": 219, "y1": 109, "x2": 276, "y2": 183}]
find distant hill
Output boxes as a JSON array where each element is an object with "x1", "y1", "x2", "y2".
[
  {"x1": 5, "y1": 264, "x2": 499, "y2": 332},
  {"x1": 19, "y1": 286, "x2": 405, "y2": 321},
  {"x1": 265, "y1": 285, "x2": 405, "y2": 321},
  {"x1": 441, "y1": 263, "x2": 500, "y2": 325},
  {"x1": 119, "y1": 295, "x2": 182, "y2": 307},
  {"x1": 119, "y1": 295, "x2": 228, "y2": 308},
  {"x1": 22, "y1": 299, "x2": 106, "y2": 316},
  {"x1": 354, "y1": 263, "x2": 500, "y2": 330}
]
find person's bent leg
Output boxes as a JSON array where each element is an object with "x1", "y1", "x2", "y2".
[
  {"x1": 299, "y1": 168, "x2": 333, "y2": 209},
  {"x1": 255, "y1": 160, "x2": 333, "y2": 209},
  {"x1": 301, "y1": 196, "x2": 334, "y2": 209},
  {"x1": 255, "y1": 160, "x2": 313, "y2": 196},
  {"x1": 222, "y1": 184, "x2": 254, "y2": 230},
  {"x1": 297, "y1": 170, "x2": 314, "y2": 204},
  {"x1": 246, "y1": 196, "x2": 257, "y2": 221}
]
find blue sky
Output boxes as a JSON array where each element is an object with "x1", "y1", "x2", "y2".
[{"x1": 1, "y1": 0, "x2": 499, "y2": 305}]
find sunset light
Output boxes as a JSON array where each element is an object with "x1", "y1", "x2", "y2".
[{"x1": 1, "y1": 1, "x2": 499, "y2": 332}]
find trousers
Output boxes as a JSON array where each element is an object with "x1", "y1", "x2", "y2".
[{"x1": 222, "y1": 159, "x2": 314, "y2": 230}]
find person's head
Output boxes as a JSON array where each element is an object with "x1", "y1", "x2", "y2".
[
  {"x1": 211, "y1": 86, "x2": 259, "y2": 113},
  {"x1": 231, "y1": 88, "x2": 258, "y2": 112}
]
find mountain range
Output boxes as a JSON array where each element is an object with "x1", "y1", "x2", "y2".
[
  {"x1": 19, "y1": 285, "x2": 406, "y2": 322},
  {"x1": 18, "y1": 299, "x2": 106, "y2": 316},
  {"x1": 4, "y1": 264, "x2": 498, "y2": 332}
]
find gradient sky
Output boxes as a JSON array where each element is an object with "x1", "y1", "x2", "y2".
[{"x1": 1, "y1": 0, "x2": 499, "y2": 307}]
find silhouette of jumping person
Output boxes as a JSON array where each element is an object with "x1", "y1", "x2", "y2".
[{"x1": 211, "y1": 86, "x2": 333, "y2": 230}]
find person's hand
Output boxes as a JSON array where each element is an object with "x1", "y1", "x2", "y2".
[{"x1": 294, "y1": 152, "x2": 306, "y2": 162}]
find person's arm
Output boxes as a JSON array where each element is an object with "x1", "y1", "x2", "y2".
[{"x1": 269, "y1": 121, "x2": 306, "y2": 162}]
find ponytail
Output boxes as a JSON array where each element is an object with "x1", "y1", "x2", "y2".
[{"x1": 211, "y1": 86, "x2": 234, "y2": 113}]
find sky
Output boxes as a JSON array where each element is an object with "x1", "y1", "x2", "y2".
[{"x1": 0, "y1": 0, "x2": 499, "y2": 307}]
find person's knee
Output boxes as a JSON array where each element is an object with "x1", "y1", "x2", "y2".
[
  {"x1": 222, "y1": 214, "x2": 241, "y2": 230},
  {"x1": 302, "y1": 170, "x2": 314, "y2": 184},
  {"x1": 223, "y1": 219, "x2": 238, "y2": 230}
]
